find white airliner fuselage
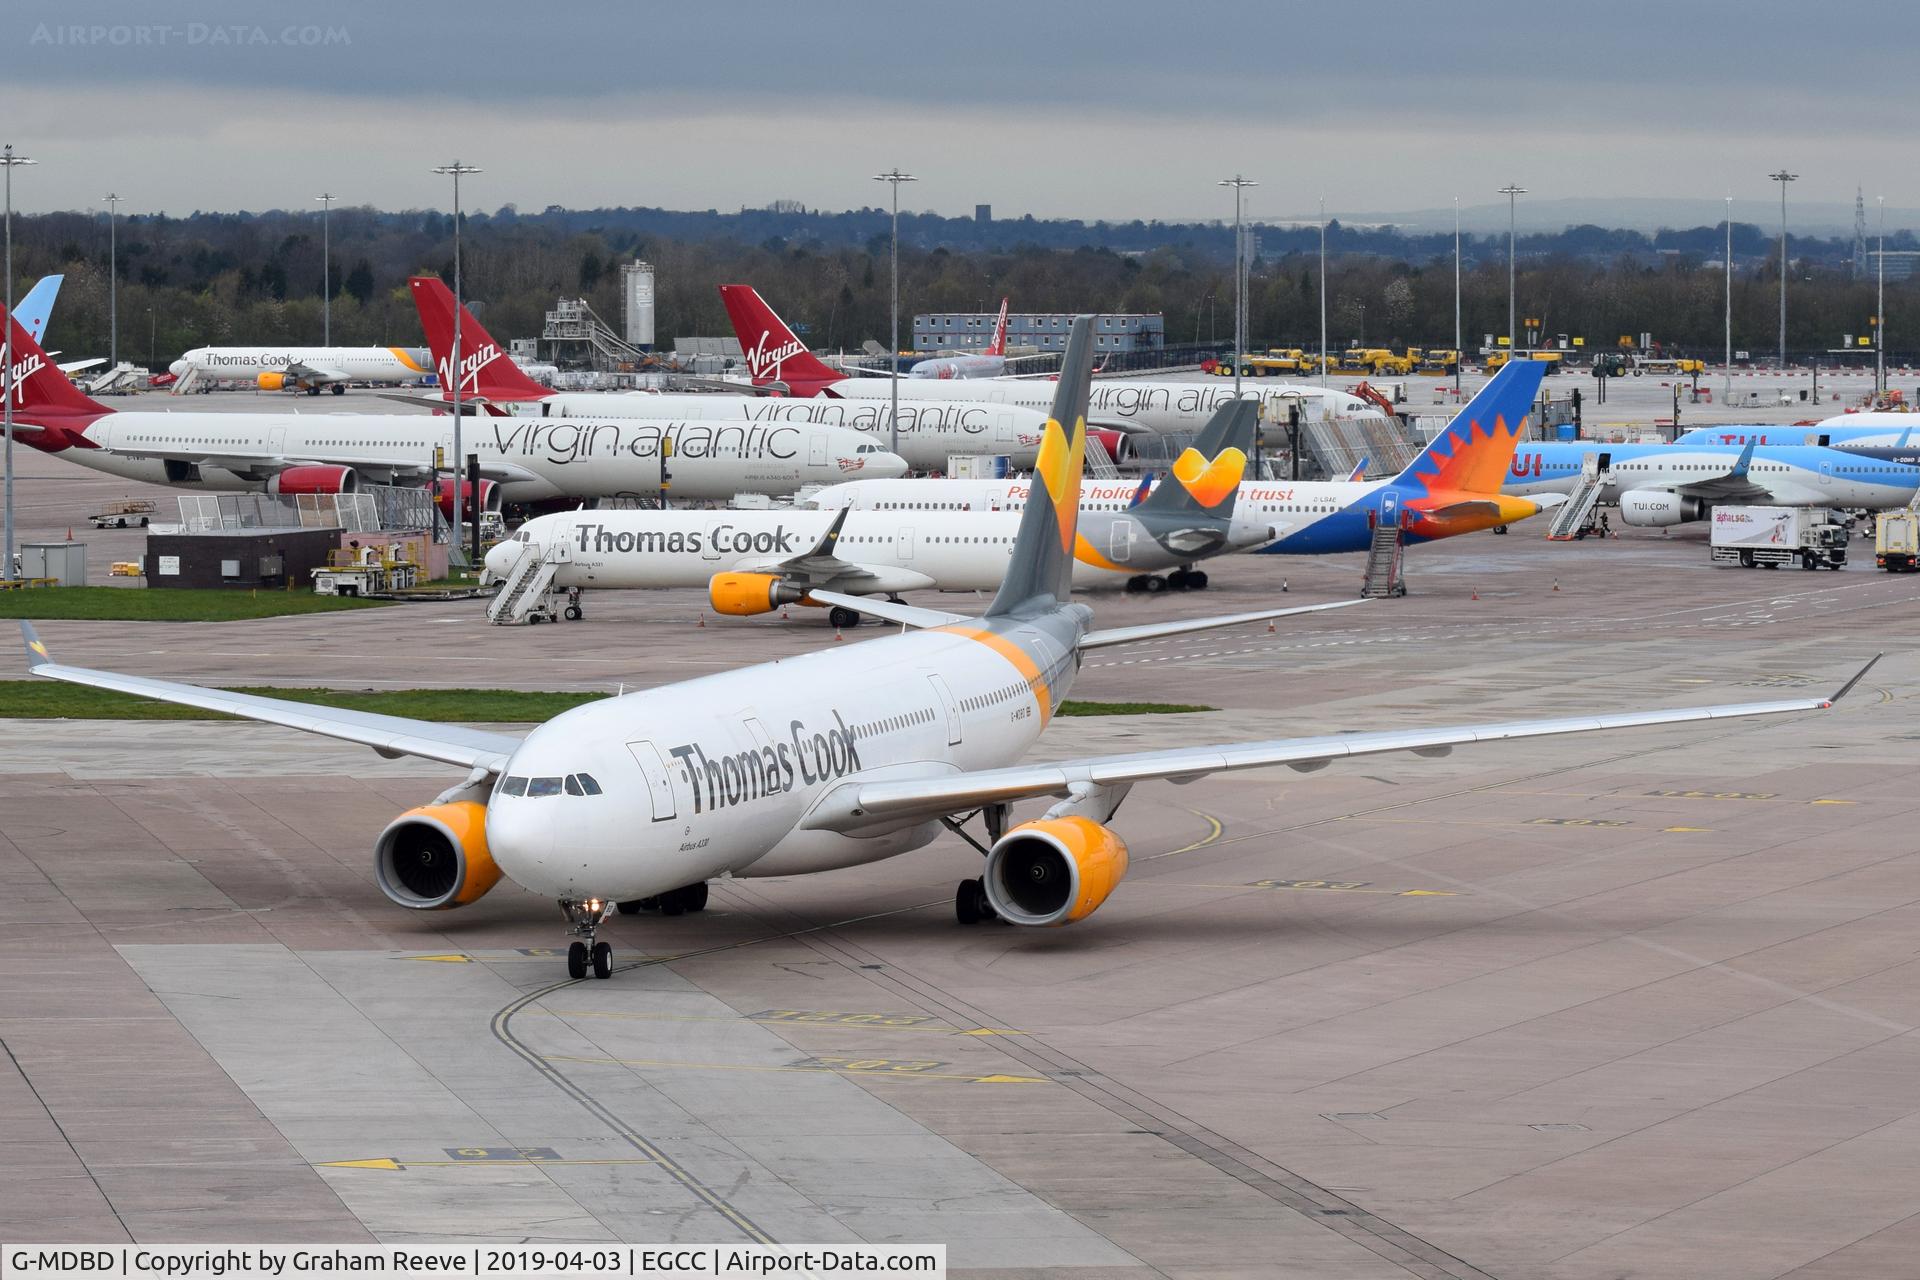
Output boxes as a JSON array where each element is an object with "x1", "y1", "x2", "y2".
[
  {"x1": 453, "y1": 391, "x2": 1051, "y2": 471},
  {"x1": 44, "y1": 412, "x2": 904, "y2": 502},
  {"x1": 171, "y1": 346, "x2": 432, "y2": 391},
  {"x1": 826, "y1": 377, "x2": 1380, "y2": 436}
]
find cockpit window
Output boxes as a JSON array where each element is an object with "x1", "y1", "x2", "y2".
[
  {"x1": 500, "y1": 776, "x2": 528, "y2": 796},
  {"x1": 527, "y1": 777, "x2": 564, "y2": 798},
  {"x1": 565, "y1": 775, "x2": 584, "y2": 796},
  {"x1": 574, "y1": 773, "x2": 603, "y2": 795}
]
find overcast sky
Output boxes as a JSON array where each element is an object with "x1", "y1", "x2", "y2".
[{"x1": 3, "y1": 1, "x2": 1915, "y2": 231}]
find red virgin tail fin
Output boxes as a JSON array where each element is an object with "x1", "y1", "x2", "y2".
[
  {"x1": 407, "y1": 276, "x2": 550, "y2": 402},
  {"x1": 716, "y1": 285, "x2": 844, "y2": 393},
  {"x1": 3, "y1": 304, "x2": 109, "y2": 421},
  {"x1": 985, "y1": 297, "x2": 1010, "y2": 357}
]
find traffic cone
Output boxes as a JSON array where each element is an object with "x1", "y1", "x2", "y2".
[
  {"x1": 1471, "y1": 586, "x2": 1479, "y2": 600},
  {"x1": 697, "y1": 614, "x2": 706, "y2": 628},
  {"x1": 1266, "y1": 619, "x2": 1276, "y2": 633},
  {"x1": 834, "y1": 627, "x2": 844, "y2": 642},
  {"x1": 1281, "y1": 579, "x2": 1289, "y2": 593},
  {"x1": 66, "y1": 527, "x2": 73, "y2": 541},
  {"x1": 1552, "y1": 578, "x2": 1561, "y2": 592}
]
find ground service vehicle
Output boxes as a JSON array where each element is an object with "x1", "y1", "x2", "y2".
[
  {"x1": 1418, "y1": 349, "x2": 1460, "y2": 374},
  {"x1": 1208, "y1": 349, "x2": 1315, "y2": 378},
  {"x1": 1486, "y1": 350, "x2": 1565, "y2": 375},
  {"x1": 1710, "y1": 505, "x2": 1848, "y2": 570},
  {"x1": 1875, "y1": 510, "x2": 1919, "y2": 571}
]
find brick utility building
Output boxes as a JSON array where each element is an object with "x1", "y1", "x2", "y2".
[{"x1": 913, "y1": 312, "x2": 1164, "y2": 354}]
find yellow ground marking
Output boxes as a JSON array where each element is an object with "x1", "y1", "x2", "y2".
[
  {"x1": 403, "y1": 953, "x2": 473, "y2": 963},
  {"x1": 538, "y1": 1008, "x2": 1024, "y2": 1036},
  {"x1": 1647, "y1": 789, "x2": 1778, "y2": 801},
  {"x1": 1145, "y1": 809, "x2": 1225, "y2": 861},
  {"x1": 1663, "y1": 826, "x2": 1713, "y2": 833},
  {"x1": 543, "y1": 1053, "x2": 1047, "y2": 1085},
  {"x1": 1811, "y1": 799, "x2": 1858, "y2": 806}
]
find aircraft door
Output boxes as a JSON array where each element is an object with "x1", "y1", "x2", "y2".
[
  {"x1": 995, "y1": 412, "x2": 1014, "y2": 444},
  {"x1": 808, "y1": 433, "x2": 828, "y2": 466},
  {"x1": 1820, "y1": 460, "x2": 1833, "y2": 486},
  {"x1": 701, "y1": 519, "x2": 726, "y2": 560},
  {"x1": 1109, "y1": 518, "x2": 1134, "y2": 562},
  {"x1": 1377, "y1": 487, "x2": 1401, "y2": 528},
  {"x1": 269, "y1": 425, "x2": 286, "y2": 455},
  {"x1": 625, "y1": 741, "x2": 678, "y2": 821},
  {"x1": 898, "y1": 526, "x2": 914, "y2": 561},
  {"x1": 927, "y1": 674, "x2": 962, "y2": 745}
]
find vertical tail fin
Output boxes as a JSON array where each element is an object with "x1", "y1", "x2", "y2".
[
  {"x1": 1138, "y1": 398, "x2": 1256, "y2": 518},
  {"x1": 16, "y1": 275, "x2": 63, "y2": 345},
  {"x1": 985, "y1": 316, "x2": 1094, "y2": 617},
  {"x1": 985, "y1": 297, "x2": 1010, "y2": 357},
  {"x1": 407, "y1": 276, "x2": 549, "y2": 402},
  {"x1": 716, "y1": 285, "x2": 845, "y2": 393},
  {"x1": 2, "y1": 302, "x2": 110, "y2": 421},
  {"x1": 1392, "y1": 359, "x2": 1546, "y2": 494}
]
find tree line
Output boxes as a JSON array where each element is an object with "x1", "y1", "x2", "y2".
[{"x1": 7, "y1": 203, "x2": 1916, "y2": 368}]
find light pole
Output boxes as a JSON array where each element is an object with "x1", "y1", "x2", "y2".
[
  {"x1": 146, "y1": 307, "x2": 154, "y2": 364},
  {"x1": 1499, "y1": 184, "x2": 1526, "y2": 358},
  {"x1": 102, "y1": 192, "x2": 120, "y2": 370},
  {"x1": 432, "y1": 161, "x2": 480, "y2": 565},
  {"x1": 1453, "y1": 195, "x2": 1462, "y2": 396},
  {"x1": 1318, "y1": 196, "x2": 1328, "y2": 383},
  {"x1": 315, "y1": 192, "x2": 336, "y2": 346},
  {"x1": 1724, "y1": 195, "x2": 1732, "y2": 404},
  {"x1": 2, "y1": 145, "x2": 34, "y2": 583},
  {"x1": 1219, "y1": 175, "x2": 1258, "y2": 395},
  {"x1": 1877, "y1": 194, "x2": 1886, "y2": 398},
  {"x1": 871, "y1": 168, "x2": 916, "y2": 458},
  {"x1": 1769, "y1": 170, "x2": 1796, "y2": 370}
]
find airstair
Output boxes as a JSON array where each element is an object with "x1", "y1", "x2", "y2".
[
  {"x1": 487, "y1": 543, "x2": 560, "y2": 624},
  {"x1": 1083, "y1": 434, "x2": 1120, "y2": 478},
  {"x1": 1361, "y1": 522, "x2": 1406, "y2": 597},
  {"x1": 1546, "y1": 451, "x2": 1613, "y2": 540}
]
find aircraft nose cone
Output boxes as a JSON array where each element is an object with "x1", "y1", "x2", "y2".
[
  {"x1": 167, "y1": 360, "x2": 187, "y2": 377},
  {"x1": 484, "y1": 799, "x2": 561, "y2": 893},
  {"x1": 871, "y1": 451, "x2": 910, "y2": 479},
  {"x1": 482, "y1": 540, "x2": 520, "y2": 582}
]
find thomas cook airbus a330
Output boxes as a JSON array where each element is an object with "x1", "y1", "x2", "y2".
[{"x1": 18, "y1": 319, "x2": 1871, "y2": 980}]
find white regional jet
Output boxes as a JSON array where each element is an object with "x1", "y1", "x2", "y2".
[
  {"x1": 17, "y1": 319, "x2": 1870, "y2": 980},
  {"x1": 1, "y1": 307, "x2": 905, "y2": 507},
  {"x1": 169, "y1": 344, "x2": 435, "y2": 395},
  {"x1": 403, "y1": 278, "x2": 1057, "y2": 471}
]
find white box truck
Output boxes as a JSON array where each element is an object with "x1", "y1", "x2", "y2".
[
  {"x1": 1875, "y1": 510, "x2": 1919, "y2": 572},
  {"x1": 1710, "y1": 506, "x2": 1847, "y2": 570}
]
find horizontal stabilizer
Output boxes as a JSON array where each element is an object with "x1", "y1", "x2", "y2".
[{"x1": 1078, "y1": 598, "x2": 1366, "y2": 651}]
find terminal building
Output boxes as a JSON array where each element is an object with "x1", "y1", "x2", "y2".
[{"x1": 913, "y1": 311, "x2": 1165, "y2": 354}]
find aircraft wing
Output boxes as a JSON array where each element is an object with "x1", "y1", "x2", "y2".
[
  {"x1": 285, "y1": 361, "x2": 349, "y2": 386},
  {"x1": 19, "y1": 622, "x2": 520, "y2": 772},
  {"x1": 724, "y1": 509, "x2": 938, "y2": 596},
  {"x1": 59, "y1": 358, "x2": 107, "y2": 376},
  {"x1": 1667, "y1": 440, "x2": 1770, "y2": 503},
  {"x1": 800, "y1": 658, "x2": 1875, "y2": 835}
]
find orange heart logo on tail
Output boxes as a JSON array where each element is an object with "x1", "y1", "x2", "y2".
[{"x1": 1172, "y1": 446, "x2": 1248, "y2": 508}]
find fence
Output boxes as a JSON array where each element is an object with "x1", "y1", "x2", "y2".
[{"x1": 172, "y1": 486, "x2": 441, "y2": 537}]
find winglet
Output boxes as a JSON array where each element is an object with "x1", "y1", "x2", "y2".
[
  {"x1": 1824, "y1": 654, "x2": 1882, "y2": 707},
  {"x1": 1729, "y1": 438, "x2": 1757, "y2": 479},
  {"x1": 806, "y1": 506, "x2": 851, "y2": 560},
  {"x1": 21, "y1": 621, "x2": 51, "y2": 670}
]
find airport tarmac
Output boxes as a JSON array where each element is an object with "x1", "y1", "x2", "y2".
[{"x1": 6, "y1": 468, "x2": 1920, "y2": 1276}]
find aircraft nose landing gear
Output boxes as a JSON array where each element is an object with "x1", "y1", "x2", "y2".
[{"x1": 560, "y1": 897, "x2": 615, "y2": 979}]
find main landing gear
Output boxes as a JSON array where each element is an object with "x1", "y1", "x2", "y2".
[
  {"x1": 943, "y1": 803, "x2": 1010, "y2": 926},
  {"x1": 1125, "y1": 566, "x2": 1209, "y2": 594},
  {"x1": 560, "y1": 897, "x2": 614, "y2": 980},
  {"x1": 614, "y1": 881, "x2": 709, "y2": 917}
]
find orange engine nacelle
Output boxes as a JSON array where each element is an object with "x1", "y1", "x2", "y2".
[
  {"x1": 256, "y1": 372, "x2": 289, "y2": 391},
  {"x1": 709, "y1": 571, "x2": 806, "y2": 617},
  {"x1": 984, "y1": 817, "x2": 1130, "y2": 926},
  {"x1": 268, "y1": 465, "x2": 359, "y2": 496},
  {"x1": 373, "y1": 801, "x2": 503, "y2": 909}
]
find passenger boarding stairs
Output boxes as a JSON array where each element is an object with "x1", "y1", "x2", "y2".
[
  {"x1": 1361, "y1": 521, "x2": 1406, "y2": 598},
  {"x1": 1083, "y1": 434, "x2": 1120, "y2": 478},
  {"x1": 487, "y1": 541, "x2": 563, "y2": 624},
  {"x1": 1546, "y1": 452, "x2": 1613, "y2": 541}
]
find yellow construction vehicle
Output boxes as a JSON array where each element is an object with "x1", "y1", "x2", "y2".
[
  {"x1": 1485, "y1": 349, "x2": 1565, "y2": 374},
  {"x1": 1206, "y1": 348, "x2": 1317, "y2": 377}
]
